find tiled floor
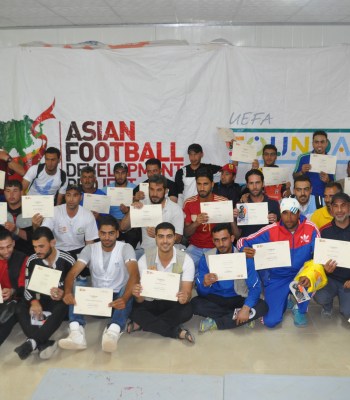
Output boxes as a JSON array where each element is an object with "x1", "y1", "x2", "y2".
[{"x1": 1, "y1": 301, "x2": 349, "y2": 400}]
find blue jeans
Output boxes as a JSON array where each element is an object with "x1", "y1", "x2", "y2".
[
  {"x1": 70, "y1": 286, "x2": 133, "y2": 331},
  {"x1": 186, "y1": 245, "x2": 212, "y2": 277}
]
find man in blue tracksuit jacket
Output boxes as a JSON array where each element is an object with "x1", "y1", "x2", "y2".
[{"x1": 237, "y1": 198, "x2": 320, "y2": 328}]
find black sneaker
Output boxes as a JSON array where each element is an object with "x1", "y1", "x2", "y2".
[
  {"x1": 38, "y1": 340, "x2": 58, "y2": 360},
  {"x1": 14, "y1": 340, "x2": 34, "y2": 360}
]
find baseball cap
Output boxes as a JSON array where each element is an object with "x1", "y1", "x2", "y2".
[
  {"x1": 331, "y1": 192, "x2": 350, "y2": 204},
  {"x1": 113, "y1": 162, "x2": 128, "y2": 172},
  {"x1": 187, "y1": 143, "x2": 203, "y2": 154},
  {"x1": 220, "y1": 163, "x2": 237, "y2": 174},
  {"x1": 66, "y1": 184, "x2": 83, "y2": 194},
  {"x1": 280, "y1": 198, "x2": 300, "y2": 214}
]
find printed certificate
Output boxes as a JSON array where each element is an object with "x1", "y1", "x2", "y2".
[
  {"x1": 200, "y1": 200, "x2": 233, "y2": 223},
  {"x1": 22, "y1": 195, "x2": 54, "y2": 218},
  {"x1": 253, "y1": 241, "x2": 292, "y2": 270},
  {"x1": 0, "y1": 202, "x2": 7, "y2": 224},
  {"x1": 344, "y1": 177, "x2": 350, "y2": 195},
  {"x1": 141, "y1": 269, "x2": 180, "y2": 301},
  {"x1": 208, "y1": 253, "x2": 247, "y2": 280},
  {"x1": 73, "y1": 286, "x2": 113, "y2": 317},
  {"x1": 107, "y1": 187, "x2": 133, "y2": 206},
  {"x1": 130, "y1": 204, "x2": 162, "y2": 228},
  {"x1": 27, "y1": 265, "x2": 62, "y2": 296},
  {"x1": 217, "y1": 127, "x2": 236, "y2": 142},
  {"x1": 236, "y1": 202, "x2": 268, "y2": 225},
  {"x1": 0, "y1": 170, "x2": 5, "y2": 190},
  {"x1": 230, "y1": 142, "x2": 257, "y2": 163},
  {"x1": 262, "y1": 167, "x2": 289, "y2": 186},
  {"x1": 314, "y1": 238, "x2": 350, "y2": 269},
  {"x1": 310, "y1": 153, "x2": 337, "y2": 175},
  {"x1": 83, "y1": 193, "x2": 110, "y2": 214},
  {"x1": 139, "y1": 183, "x2": 150, "y2": 201}
]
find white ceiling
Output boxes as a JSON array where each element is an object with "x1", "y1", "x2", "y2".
[{"x1": 1, "y1": 0, "x2": 350, "y2": 29}]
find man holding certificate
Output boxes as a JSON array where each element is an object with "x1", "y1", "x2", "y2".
[
  {"x1": 129, "y1": 222, "x2": 195, "y2": 344},
  {"x1": 192, "y1": 223, "x2": 268, "y2": 332},
  {"x1": 238, "y1": 198, "x2": 320, "y2": 328},
  {"x1": 59, "y1": 215, "x2": 139, "y2": 353},
  {"x1": 14, "y1": 227, "x2": 75, "y2": 360},
  {"x1": 313, "y1": 193, "x2": 350, "y2": 321}
]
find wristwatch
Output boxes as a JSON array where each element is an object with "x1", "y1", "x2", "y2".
[{"x1": 6, "y1": 155, "x2": 13, "y2": 163}]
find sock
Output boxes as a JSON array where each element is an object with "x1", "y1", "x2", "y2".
[{"x1": 28, "y1": 339, "x2": 37, "y2": 350}]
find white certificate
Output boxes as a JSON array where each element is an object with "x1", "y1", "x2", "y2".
[
  {"x1": 141, "y1": 269, "x2": 180, "y2": 301},
  {"x1": 310, "y1": 153, "x2": 337, "y2": 175},
  {"x1": 0, "y1": 202, "x2": 7, "y2": 224},
  {"x1": 107, "y1": 187, "x2": 133, "y2": 206},
  {"x1": 208, "y1": 253, "x2": 247, "y2": 280},
  {"x1": 22, "y1": 195, "x2": 54, "y2": 218},
  {"x1": 27, "y1": 265, "x2": 62, "y2": 296},
  {"x1": 83, "y1": 193, "x2": 110, "y2": 214},
  {"x1": 262, "y1": 167, "x2": 289, "y2": 186},
  {"x1": 230, "y1": 142, "x2": 257, "y2": 163},
  {"x1": 253, "y1": 241, "x2": 291, "y2": 270},
  {"x1": 236, "y1": 202, "x2": 268, "y2": 226},
  {"x1": 314, "y1": 238, "x2": 350, "y2": 269},
  {"x1": 344, "y1": 177, "x2": 350, "y2": 195},
  {"x1": 200, "y1": 200, "x2": 233, "y2": 223},
  {"x1": 139, "y1": 183, "x2": 150, "y2": 201},
  {"x1": 0, "y1": 170, "x2": 5, "y2": 190},
  {"x1": 217, "y1": 127, "x2": 236, "y2": 142},
  {"x1": 130, "y1": 204, "x2": 162, "y2": 228},
  {"x1": 0, "y1": 284, "x2": 3, "y2": 303},
  {"x1": 73, "y1": 286, "x2": 113, "y2": 317}
]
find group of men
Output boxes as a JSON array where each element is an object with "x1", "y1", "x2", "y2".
[{"x1": 0, "y1": 129, "x2": 349, "y2": 361}]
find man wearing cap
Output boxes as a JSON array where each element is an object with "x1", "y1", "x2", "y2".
[
  {"x1": 213, "y1": 163, "x2": 241, "y2": 208},
  {"x1": 175, "y1": 144, "x2": 221, "y2": 207},
  {"x1": 313, "y1": 193, "x2": 350, "y2": 321},
  {"x1": 32, "y1": 184, "x2": 98, "y2": 259},
  {"x1": 238, "y1": 197, "x2": 320, "y2": 328}
]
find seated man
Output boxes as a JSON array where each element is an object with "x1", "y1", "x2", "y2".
[
  {"x1": 14, "y1": 227, "x2": 75, "y2": 360},
  {"x1": 0, "y1": 229, "x2": 27, "y2": 347},
  {"x1": 311, "y1": 182, "x2": 342, "y2": 229},
  {"x1": 59, "y1": 215, "x2": 139, "y2": 353},
  {"x1": 313, "y1": 193, "x2": 350, "y2": 321},
  {"x1": 238, "y1": 198, "x2": 320, "y2": 328},
  {"x1": 129, "y1": 222, "x2": 195, "y2": 344},
  {"x1": 192, "y1": 223, "x2": 268, "y2": 332}
]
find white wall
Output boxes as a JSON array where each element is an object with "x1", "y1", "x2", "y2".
[{"x1": 2, "y1": 25, "x2": 350, "y2": 47}]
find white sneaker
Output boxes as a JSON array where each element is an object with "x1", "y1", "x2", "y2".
[
  {"x1": 38, "y1": 340, "x2": 58, "y2": 360},
  {"x1": 58, "y1": 322, "x2": 87, "y2": 350},
  {"x1": 102, "y1": 325, "x2": 121, "y2": 353}
]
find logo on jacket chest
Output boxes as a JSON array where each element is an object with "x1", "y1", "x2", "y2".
[{"x1": 300, "y1": 234, "x2": 310, "y2": 243}]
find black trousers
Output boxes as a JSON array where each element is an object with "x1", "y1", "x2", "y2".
[
  {"x1": 0, "y1": 314, "x2": 17, "y2": 346},
  {"x1": 15, "y1": 299, "x2": 68, "y2": 346},
  {"x1": 192, "y1": 294, "x2": 268, "y2": 329},
  {"x1": 130, "y1": 300, "x2": 193, "y2": 338}
]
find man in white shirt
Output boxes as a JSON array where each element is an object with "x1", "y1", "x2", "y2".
[
  {"x1": 22, "y1": 147, "x2": 68, "y2": 205},
  {"x1": 129, "y1": 222, "x2": 195, "y2": 344},
  {"x1": 58, "y1": 215, "x2": 139, "y2": 353}
]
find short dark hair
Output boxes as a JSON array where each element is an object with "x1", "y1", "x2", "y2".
[
  {"x1": 325, "y1": 181, "x2": 343, "y2": 192},
  {"x1": 245, "y1": 169, "x2": 264, "y2": 183},
  {"x1": 148, "y1": 174, "x2": 167, "y2": 189},
  {"x1": 187, "y1": 143, "x2": 203, "y2": 154},
  {"x1": 212, "y1": 223, "x2": 233, "y2": 235},
  {"x1": 294, "y1": 175, "x2": 312, "y2": 186},
  {"x1": 262, "y1": 144, "x2": 277, "y2": 154},
  {"x1": 0, "y1": 228, "x2": 13, "y2": 242},
  {"x1": 98, "y1": 215, "x2": 119, "y2": 231},
  {"x1": 195, "y1": 167, "x2": 213, "y2": 182},
  {"x1": 32, "y1": 226, "x2": 55, "y2": 242},
  {"x1": 80, "y1": 166, "x2": 96, "y2": 175},
  {"x1": 145, "y1": 158, "x2": 161, "y2": 169},
  {"x1": 45, "y1": 147, "x2": 61, "y2": 158},
  {"x1": 313, "y1": 130, "x2": 328, "y2": 140},
  {"x1": 4, "y1": 179, "x2": 23, "y2": 191},
  {"x1": 155, "y1": 222, "x2": 175, "y2": 235}
]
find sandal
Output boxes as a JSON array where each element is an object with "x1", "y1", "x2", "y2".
[
  {"x1": 126, "y1": 320, "x2": 142, "y2": 334},
  {"x1": 178, "y1": 326, "x2": 195, "y2": 345}
]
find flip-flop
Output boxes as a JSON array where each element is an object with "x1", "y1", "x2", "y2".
[
  {"x1": 126, "y1": 320, "x2": 142, "y2": 334},
  {"x1": 178, "y1": 326, "x2": 195, "y2": 345}
]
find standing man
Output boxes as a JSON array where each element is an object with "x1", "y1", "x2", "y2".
[
  {"x1": 212, "y1": 163, "x2": 241, "y2": 208},
  {"x1": 59, "y1": 215, "x2": 139, "y2": 353},
  {"x1": 79, "y1": 166, "x2": 105, "y2": 200},
  {"x1": 14, "y1": 227, "x2": 75, "y2": 360},
  {"x1": 133, "y1": 158, "x2": 178, "y2": 203},
  {"x1": 0, "y1": 229, "x2": 27, "y2": 347},
  {"x1": 238, "y1": 198, "x2": 320, "y2": 328},
  {"x1": 293, "y1": 130, "x2": 334, "y2": 197},
  {"x1": 192, "y1": 223, "x2": 268, "y2": 332},
  {"x1": 129, "y1": 222, "x2": 195, "y2": 344},
  {"x1": 313, "y1": 193, "x2": 350, "y2": 321},
  {"x1": 293, "y1": 175, "x2": 322, "y2": 219},
  {"x1": 22, "y1": 147, "x2": 68, "y2": 205},
  {"x1": 175, "y1": 144, "x2": 221, "y2": 207}
]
